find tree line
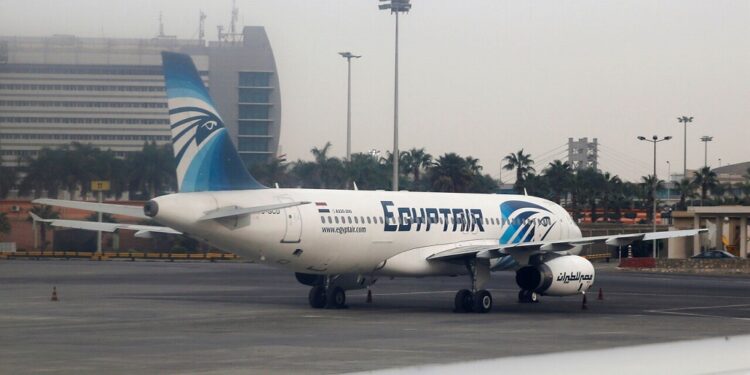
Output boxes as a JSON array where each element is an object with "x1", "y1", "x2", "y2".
[{"x1": 1, "y1": 142, "x2": 748, "y2": 223}]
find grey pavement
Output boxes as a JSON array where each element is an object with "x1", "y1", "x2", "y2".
[{"x1": 1, "y1": 259, "x2": 749, "y2": 374}]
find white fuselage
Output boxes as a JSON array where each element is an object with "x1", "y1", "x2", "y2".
[{"x1": 150, "y1": 189, "x2": 583, "y2": 276}]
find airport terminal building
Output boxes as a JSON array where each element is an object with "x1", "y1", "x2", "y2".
[{"x1": 0, "y1": 27, "x2": 281, "y2": 168}]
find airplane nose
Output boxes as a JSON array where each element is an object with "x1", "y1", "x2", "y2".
[{"x1": 143, "y1": 200, "x2": 159, "y2": 217}]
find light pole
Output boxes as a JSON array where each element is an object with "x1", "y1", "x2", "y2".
[
  {"x1": 339, "y1": 52, "x2": 361, "y2": 161},
  {"x1": 379, "y1": 0, "x2": 411, "y2": 191},
  {"x1": 699, "y1": 136, "x2": 713, "y2": 168},
  {"x1": 638, "y1": 135, "x2": 672, "y2": 258},
  {"x1": 677, "y1": 116, "x2": 693, "y2": 178},
  {"x1": 719, "y1": 158, "x2": 722, "y2": 167}
]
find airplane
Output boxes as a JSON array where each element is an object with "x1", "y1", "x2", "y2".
[{"x1": 32, "y1": 51, "x2": 705, "y2": 313}]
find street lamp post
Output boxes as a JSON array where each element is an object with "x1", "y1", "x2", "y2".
[
  {"x1": 700, "y1": 136, "x2": 713, "y2": 168},
  {"x1": 677, "y1": 116, "x2": 694, "y2": 178},
  {"x1": 379, "y1": 0, "x2": 411, "y2": 191},
  {"x1": 339, "y1": 52, "x2": 361, "y2": 161},
  {"x1": 638, "y1": 135, "x2": 672, "y2": 258}
]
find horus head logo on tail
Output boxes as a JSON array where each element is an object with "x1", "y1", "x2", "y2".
[{"x1": 161, "y1": 51, "x2": 265, "y2": 192}]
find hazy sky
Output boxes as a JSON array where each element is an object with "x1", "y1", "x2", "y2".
[{"x1": 1, "y1": 0, "x2": 748, "y2": 182}]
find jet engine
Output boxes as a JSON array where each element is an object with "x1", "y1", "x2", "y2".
[{"x1": 515, "y1": 255, "x2": 595, "y2": 296}]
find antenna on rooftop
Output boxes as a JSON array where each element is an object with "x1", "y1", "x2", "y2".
[
  {"x1": 217, "y1": 0, "x2": 243, "y2": 44},
  {"x1": 159, "y1": 12, "x2": 166, "y2": 38},
  {"x1": 199, "y1": 11, "x2": 207, "y2": 46}
]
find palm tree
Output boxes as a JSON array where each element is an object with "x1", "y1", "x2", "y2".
[
  {"x1": 0, "y1": 166, "x2": 17, "y2": 198},
  {"x1": 600, "y1": 172, "x2": 622, "y2": 222},
  {"x1": 578, "y1": 168, "x2": 605, "y2": 222},
  {"x1": 344, "y1": 153, "x2": 390, "y2": 190},
  {"x1": 127, "y1": 142, "x2": 176, "y2": 199},
  {"x1": 675, "y1": 178, "x2": 696, "y2": 210},
  {"x1": 310, "y1": 142, "x2": 346, "y2": 189},
  {"x1": 641, "y1": 175, "x2": 664, "y2": 223},
  {"x1": 18, "y1": 148, "x2": 66, "y2": 198},
  {"x1": 428, "y1": 153, "x2": 473, "y2": 192},
  {"x1": 250, "y1": 158, "x2": 290, "y2": 187},
  {"x1": 544, "y1": 160, "x2": 573, "y2": 204},
  {"x1": 28, "y1": 205, "x2": 60, "y2": 250},
  {"x1": 0, "y1": 212, "x2": 10, "y2": 240},
  {"x1": 401, "y1": 148, "x2": 432, "y2": 190},
  {"x1": 692, "y1": 166, "x2": 718, "y2": 206},
  {"x1": 502, "y1": 149, "x2": 535, "y2": 194}
]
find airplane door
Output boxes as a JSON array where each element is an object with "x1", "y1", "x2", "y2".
[{"x1": 279, "y1": 196, "x2": 302, "y2": 243}]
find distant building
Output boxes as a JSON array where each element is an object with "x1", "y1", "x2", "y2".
[
  {"x1": 567, "y1": 137, "x2": 598, "y2": 171},
  {"x1": 713, "y1": 162, "x2": 750, "y2": 185},
  {"x1": 0, "y1": 27, "x2": 280, "y2": 168}
]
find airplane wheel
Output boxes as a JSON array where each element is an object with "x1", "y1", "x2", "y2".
[
  {"x1": 473, "y1": 290, "x2": 492, "y2": 313},
  {"x1": 326, "y1": 286, "x2": 346, "y2": 309},
  {"x1": 454, "y1": 289, "x2": 474, "y2": 313},
  {"x1": 309, "y1": 286, "x2": 326, "y2": 309},
  {"x1": 518, "y1": 290, "x2": 539, "y2": 303},
  {"x1": 529, "y1": 291, "x2": 539, "y2": 303}
]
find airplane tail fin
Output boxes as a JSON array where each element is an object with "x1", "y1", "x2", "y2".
[{"x1": 161, "y1": 51, "x2": 265, "y2": 192}]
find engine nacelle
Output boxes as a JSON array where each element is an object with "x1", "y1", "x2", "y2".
[{"x1": 515, "y1": 255, "x2": 595, "y2": 296}]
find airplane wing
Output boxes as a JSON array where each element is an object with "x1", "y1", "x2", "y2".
[
  {"x1": 427, "y1": 229, "x2": 707, "y2": 264},
  {"x1": 33, "y1": 198, "x2": 311, "y2": 221},
  {"x1": 32, "y1": 198, "x2": 147, "y2": 219},
  {"x1": 29, "y1": 212, "x2": 181, "y2": 237}
]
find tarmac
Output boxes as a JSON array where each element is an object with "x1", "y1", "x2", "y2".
[{"x1": 1, "y1": 259, "x2": 750, "y2": 374}]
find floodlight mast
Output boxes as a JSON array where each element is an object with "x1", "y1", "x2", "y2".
[
  {"x1": 637, "y1": 135, "x2": 672, "y2": 258},
  {"x1": 700, "y1": 136, "x2": 713, "y2": 168},
  {"x1": 379, "y1": 0, "x2": 411, "y2": 191},
  {"x1": 339, "y1": 52, "x2": 361, "y2": 161},
  {"x1": 677, "y1": 116, "x2": 694, "y2": 178}
]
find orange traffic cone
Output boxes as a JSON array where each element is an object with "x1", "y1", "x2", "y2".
[
  {"x1": 366, "y1": 288, "x2": 373, "y2": 303},
  {"x1": 598, "y1": 288, "x2": 604, "y2": 300},
  {"x1": 51, "y1": 286, "x2": 58, "y2": 302},
  {"x1": 581, "y1": 293, "x2": 587, "y2": 310}
]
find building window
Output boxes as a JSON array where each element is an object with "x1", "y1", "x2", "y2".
[
  {"x1": 238, "y1": 137, "x2": 269, "y2": 152},
  {"x1": 238, "y1": 88, "x2": 271, "y2": 103},
  {"x1": 239, "y1": 72, "x2": 272, "y2": 87},
  {"x1": 238, "y1": 121, "x2": 271, "y2": 136},
  {"x1": 238, "y1": 105, "x2": 269, "y2": 119}
]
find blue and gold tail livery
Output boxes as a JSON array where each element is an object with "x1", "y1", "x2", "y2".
[{"x1": 161, "y1": 51, "x2": 265, "y2": 192}]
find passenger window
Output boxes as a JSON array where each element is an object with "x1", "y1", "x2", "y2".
[
  {"x1": 347, "y1": 216, "x2": 352, "y2": 224},
  {"x1": 354, "y1": 216, "x2": 359, "y2": 224},
  {"x1": 367, "y1": 217, "x2": 371, "y2": 224},
  {"x1": 327, "y1": 216, "x2": 332, "y2": 224},
  {"x1": 335, "y1": 217, "x2": 339, "y2": 224},
  {"x1": 379, "y1": 217, "x2": 384, "y2": 224},
  {"x1": 320, "y1": 217, "x2": 325, "y2": 223}
]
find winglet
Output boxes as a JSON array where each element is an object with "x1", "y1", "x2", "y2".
[{"x1": 29, "y1": 212, "x2": 44, "y2": 222}]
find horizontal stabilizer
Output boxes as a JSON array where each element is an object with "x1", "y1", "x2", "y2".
[
  {"x1": 29, "y1": 212, "x2": 180, "y2": 235},
  {"x1": 199, "y1": 201, "x2": 311, "y2": 221},
  {"x1": 32, "y1": 198, "x2": 147, "y2": 219}
]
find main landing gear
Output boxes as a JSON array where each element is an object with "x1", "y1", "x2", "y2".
[
  {"x1": 308, "y1": 280, "x2": 347, "y2": 309},
  {"x1": 453, "y1": 258, "x2": 493, "y2": 313}
]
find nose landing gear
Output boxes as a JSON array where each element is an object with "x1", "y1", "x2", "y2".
[{"x1": 518, "y1": 290, "x2": 539, "y2": 303}]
